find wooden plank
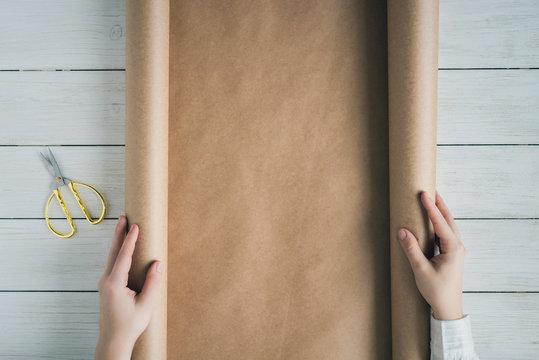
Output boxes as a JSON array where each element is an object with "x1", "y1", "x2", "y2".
[
  {"x1": 2, "y1": 219, "x2": 537, "y2": 292},
  {"x1": 1, "y1": 1, "x2": 537, "y2": 70},
  {"x1": 0, "y1": 219, "x2": 114, "y2": 291},
  {"x1": 1, "y1": 146, "x2": 536, "y2": 219},
  {"x1": 465, "y1": 293, "x2": 539, "y2": 359},
  {"x1": 437, "y1": 146, "x2": 539, "y2": 218},
  {"x1": 0, "y1": 292, "x2": 99, "y2": 359},
  {"x1": 0, "y1": 146, "x2": 124, "y2": 218},
  {"x1": 0, "y1": 292, "x2": 536, "y2": 358},
  {"x1": 438, "y1": 70, "x2": 539, "y2": 144},
  {"x1": 439, "y1": 0, "x2": 539, "y2": 68},
  {"x1": 459, "y1": 220, "x2": 539, "y2": 291},
  {"x1": 0, "y1": 71, "x2": 125, "y2": 145},
  {"x1": 2, "y1": 69, "x2": 537, "y2": 146},
  {"x1": 0, "y1": 0, "x2": 125, "y2": 70}
]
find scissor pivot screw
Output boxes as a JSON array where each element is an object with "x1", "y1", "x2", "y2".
[{"x1": 56, "y1": 177, "x2": 61, "y2": 182}]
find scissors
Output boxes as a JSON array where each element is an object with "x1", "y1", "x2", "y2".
[{"x1": 40, "y1": 148, "x2": 107, "y2": 238}]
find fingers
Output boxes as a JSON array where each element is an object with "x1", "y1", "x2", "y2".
[
  {"x1": 136, "y1": 261, "x2": 163, "y2": 314},
  {"x1": 435, "y1": 190, "x2": 461, "y2": 239},
  {"x1": 421, "y1": 191, "x2": 457, "y2": 252},
  {"x1": 109, "y1": 224, "x2": 139, "y2": 285},
  {"x1": 398, "y1": 228, "x2": 431, "y2": 273},
  {"x1": 103, "y1": 216, "x2": 127, "y2": 276},
  {"x1": 434, "y1": 233, "x2": 441, "y2": 248}
]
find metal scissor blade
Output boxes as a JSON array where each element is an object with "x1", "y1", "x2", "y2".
[
  {"x1": 39, "y1": 150, "x2": 57, "y2": 178},
  {"x1": 47, "y1": 148, "x2": 64, "y2": 178},
  {"x1": 40, "y1": 148, "x2": 68, "y2": 186}
]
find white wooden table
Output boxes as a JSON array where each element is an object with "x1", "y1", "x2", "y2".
[{"x1": 1, "y1": 1, "x2": 538, "y2": 358}]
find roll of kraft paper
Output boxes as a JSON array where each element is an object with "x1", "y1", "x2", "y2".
[
  {"x1": 126, "y1": 0, "x2": 438, "y2": 359},
  {"x1": 388, "y1": 0, "x2": 438, "y2": 359},
  {"x1": 125, "y1": 0, "x2": 169, "y2": 359}
]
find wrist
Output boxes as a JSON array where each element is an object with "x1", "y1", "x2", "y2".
[
  {"x1": 95, "y1": 334, "x2": 134, "y2": 360},
  {"x1": 431, "y1": 305, "x2": 464, "y2": 321}
]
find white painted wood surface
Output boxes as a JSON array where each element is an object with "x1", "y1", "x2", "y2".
[
  {"x1": 0, "y1": 220, "x2": 113, "y2": 291},
  {"x1": 1, "y1": 146, "x2": 536, "y2": 218},
  {"x1": 0, "y1": 0, "x2": 125, "y2": 70},
  {"x1": 438, "y1": 70, "x2": 539, "y2": 144},
  {"x1": 463, "y1": 293, "x2": 539, "y2": 359},
  {"x1": 437, "y1": 146, "x2": 539, "y2": 218},
  {"x1": 1, "y1": 0, "x2": 538, "y2": 358},
  {"x1": 2, "y1": 70, "x2": 538, "y2": 145},
  {"x1": 0, "y1": 292, "x2": 99, "y2": 359},
  {"x1": 1, "y1": 218, "x2": 537, "y2": 292},
  {"x1": 0, "y1": 71, "x2": 125, "y2": 145},
  {"x1": 460, "y1": 219, "x2": 539, "y2": 291},
  {"x1": 1, "y1": 0, "x2": 538, "y2": 69},
  {"x1": 0, "y1": 146, "x2": 124, "y2": 219},
  {"x1": 0, "y1": 292, "x2": 536, "y2": 359},
  {"x1": 439, "y1": 0, "x2": 539, "y2": 68}
]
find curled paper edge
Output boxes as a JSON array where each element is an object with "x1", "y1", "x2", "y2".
[
  {"x1": 388, "y1": 0, "x2": 439, "y2": 358},
  {"x1": 126, "y1": 0, "x2": 169, "y2": 359}
]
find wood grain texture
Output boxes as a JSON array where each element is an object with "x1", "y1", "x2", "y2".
[
  {"x1": 437, "y1": 146, "x2": 539, "y2": 218},
  {"x1": 459, "y1": 219, "x2": 539, "y2": 291},
  {"x1": 2, "y1": 70, "x2": 537, "y2": 145},
  {"x1": 0, "y1": 219, "x2": 114, "y2": 291},
  {"x1": 439, "y1": 0, "x2": 539, "y2": 68},
  {"x1": 0, "y1": 71, "x2": 125, "y2": 145},
  {"x1": 438, "y1": 70, "x2": 539, "y2": 144},
  {"x1": 0, "y1": 0, "x2": 125, "y2": 70},
  {"x1": 10, "y1": 139, "x2": 538, "y2": 219},
  {"x1": 2, "y1": 219, "x2": 537, "y2": 292},
  {"x1": 0, "y1": 0, "x2": 537, "y2": 357},
  {"x1": 1, "y1": 145, "x2": 537, "y2": 219},
  {"x1": 1, "y1": 0, "x2": 537, "y2": 69},
  {"x1": 0, "y1": 292, "x2": 99, "y2": 359},
  {"x1": 465, "y1": 293, "x2": 539, "y2": 359},
  {"x1": 0, "y1": 146, "x2": 124, "y2": 218},
  {"x1": 0, "y1": 292, "x2": 536, "y2": 359}
]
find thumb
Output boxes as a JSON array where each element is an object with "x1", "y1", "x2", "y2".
[
  {"x1": 397, "y1": 229, "x2": 430, "y2": 273},
  {"x1": 136, "y1": 261, "x2": 163, "y2": 313}
]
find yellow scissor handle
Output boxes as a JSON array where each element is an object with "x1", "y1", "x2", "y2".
[
  {"x1": 45, "y1": 189, "x2": 76, "y2": 238},
  {"x1": 45, "y1": 182, "x2": 106, "y2": 238},
  {"x1": 68, "y1": 181, "x2": 107, "y2": 225}
]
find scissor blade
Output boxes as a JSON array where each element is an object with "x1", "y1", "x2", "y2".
[
  {"x1": 47, "y1": 148, "x2": 66, "y2": 181},
  {"x1": 40, "y1": 148, "x2": 68, "y2": 187},
  {"x1": 39, "y1": 150, "x2": 57, "y2": 178}
]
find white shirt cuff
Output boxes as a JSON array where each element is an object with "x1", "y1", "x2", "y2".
[{"x1": 430, "y1": 313, "x2": 479, "y2": 360}]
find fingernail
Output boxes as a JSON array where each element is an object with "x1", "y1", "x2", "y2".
[
  {"x1": 398, "y1": 229, "x2": 406, "y2": 241},
  {"x1": 129, "y1": 224, "x2": 135, "y2": 232},
  {"x1": 156, "y1": 262, "x2": 162, "y2": 273}
]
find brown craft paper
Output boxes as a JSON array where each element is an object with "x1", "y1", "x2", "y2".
[
  {"x1": 388, "y1": 1, "x2": 438, "y2": 358},
  {"x1": 126, "y1": 0, "x2": 438, "y2": 359},
  {"x1": 125, "y1": 0, "x2": 168, "y2": 359}
]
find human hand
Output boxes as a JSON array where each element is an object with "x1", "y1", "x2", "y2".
[
  {"x1": 398, "y1": 190, "x2": 465, "y2": 321},
  {"x1": 95, "y1": 216, "x2": 163, "y2": 360}
]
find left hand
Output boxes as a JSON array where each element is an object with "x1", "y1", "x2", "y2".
[{"x1": 95, "y1": 216, "x2": 163, "y2": 360}]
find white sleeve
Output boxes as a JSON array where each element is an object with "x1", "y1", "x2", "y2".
[{"x1": 430, "y1": 313, "x2": 479, "y2": 360}]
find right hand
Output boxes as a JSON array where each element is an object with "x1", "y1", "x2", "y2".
[{"x1": 397, "y1": 190, "x2": 465, "y2": 321}]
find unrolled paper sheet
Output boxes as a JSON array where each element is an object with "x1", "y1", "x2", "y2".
[{"x1": 126, "y1": 0, "x2": 438, "y2": 358}]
